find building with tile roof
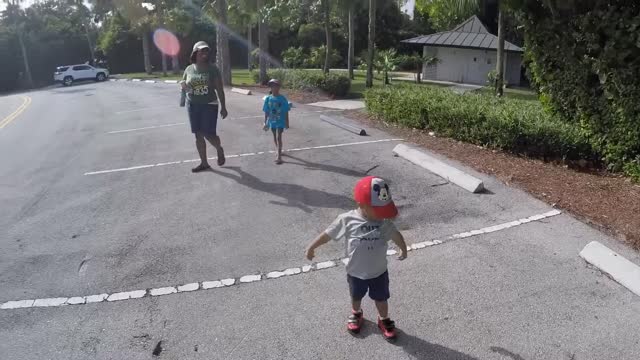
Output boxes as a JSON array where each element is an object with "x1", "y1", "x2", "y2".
[{"x1": 402, "y1": 15, "x2": 524, "y2": 86}]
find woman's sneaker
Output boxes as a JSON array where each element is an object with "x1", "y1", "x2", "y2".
[
  {"x1": 347, "y1": 310, "x2": 364, "y2": 334},
  {"x1": 377, "y1": 318, "x2": 397, "y2": 341}
]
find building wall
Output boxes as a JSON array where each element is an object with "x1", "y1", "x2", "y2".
[
  {"x1": 423, "y1": 46, "x2": 521, "y2": 86},
  {"x1": 422, "y1": 47, "x2": 438, "y2": 79}
]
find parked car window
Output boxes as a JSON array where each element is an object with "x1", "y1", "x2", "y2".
[{"x1": 72, "y1": 65, "x2": 91, "y2": 71}]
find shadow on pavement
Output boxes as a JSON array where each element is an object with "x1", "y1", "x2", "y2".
[
  {"x1": 354, "y1": 320, "x2": 480, "y2": 360},
  {"x1": 213, "y1": 166, "x2": 353, "y2": 213},
  {"x1": 52, "y1": 86, "x2": 96, "y2": 94},
  {"x1": 283, "y1": 154, "x2": 366, "y2": 178}
]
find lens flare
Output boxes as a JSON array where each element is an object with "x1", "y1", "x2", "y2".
[{"x1": 153, "y1": 28, "x2": 180, "y2": 56}]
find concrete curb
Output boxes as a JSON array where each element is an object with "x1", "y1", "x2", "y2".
[
  {"x1": 580, "y1": 241, "x2": 640, "y2": 297},
  {"x1": 131, "y1": 79, "x2": 141, "y2": 82},
  {"x1": 164, "y1": 80, "x2": 178, "y2": 84},
  {"x1": 144, "y1": 80, "x2": 156, "y2": 83},
  {"x1": 231, "y1": 87, "x2": 252, "y2": 95},
  {"x1": 319, "y1": 115, "x2": 366, "y2": 136},
  {"x1": 393, "y1": 143, "x2": 484, "y2": 193}
]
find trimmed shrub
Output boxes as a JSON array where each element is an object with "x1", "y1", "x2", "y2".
[
  {"x1": 282, "y1": 47, "x2": 306, "y2": 69},
  {"x1": 364, "y1": 85, "x2": 597, "y2": 162},
  {"x1": 253, "y1": 69, "x2": 351, "y2": 97}
]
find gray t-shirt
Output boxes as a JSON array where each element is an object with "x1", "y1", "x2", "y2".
[{"x1": 325, "y1": 210, "x2": 398, "y2": 280}]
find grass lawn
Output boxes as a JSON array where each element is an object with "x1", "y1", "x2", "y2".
[
  {"x1": 117, "y1": 70, "x2": 255, "y2": 84},
  {"x1": 118, "y1": 70, "x2": 538, "y2": 101},
  {"x1": 117, "y1": 72, "x2": 183, "y2": 81},
  {"x1": 478, "y1": 87, "x2": 539, "y2": 101},
  {"x1": 231, "y1": 69, "x2": 255, "y2": 85}
]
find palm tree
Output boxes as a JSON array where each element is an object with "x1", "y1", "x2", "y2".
[
  {"x1": 321, "y1": 0, "x2": 331, "y2": 73},
  {"x1": 336, "y1": 0, "x2": 357, "y2": 79},
  {"x1": 214, "y1": 0, "x2": 232, "y2": 85},
  {"x1": 347, "y1": 0, "x2": 355, "y2": 79},
  {"x1": 257, "y1": 0, "x2": 269, "y2": 84},
  {"x1": 227, "y1": 0, "x2": 258, "y2": 71},
  {"x1": 3, "y1": 0, "x2": 33, "y2": 87},
  {"x1": 365, "y1": 0, "x2": 376, "y2": 88}
]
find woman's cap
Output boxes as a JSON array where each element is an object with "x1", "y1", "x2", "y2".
[
  {"x1": 353, "y1": 176, "x2": 398, "y2": 219},
  {"x1": 192, "y1": 41, "x2": 210, "y2": 52}
]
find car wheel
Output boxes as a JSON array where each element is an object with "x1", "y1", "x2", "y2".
[
  {"x1": 96, "y1": 73, "x2": 106, "y2": 82},
  {"x1": 63, "y1": 76, "x2": 73, "y2": 86}
]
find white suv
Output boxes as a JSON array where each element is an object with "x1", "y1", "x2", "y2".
[{"x1": 54, "y1": 64, "x2": 110, "y2": 86}]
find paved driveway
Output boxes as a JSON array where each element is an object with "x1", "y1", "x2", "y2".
[{"x1": 1, "y1": 81, "x2": 639, "y2": 359}]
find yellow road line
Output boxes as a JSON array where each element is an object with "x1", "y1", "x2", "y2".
[{"x1": 0, "y1": 96, "x2": 32, "y2": 129}]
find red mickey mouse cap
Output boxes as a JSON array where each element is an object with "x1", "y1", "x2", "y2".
[{"x1": 353, "y1": 176, "x2": 398, "y2": 219}]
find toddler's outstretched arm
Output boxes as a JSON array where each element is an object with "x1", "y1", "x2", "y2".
[{"x1": 305, "y1": 233, "x2": 331, "y2": 261}]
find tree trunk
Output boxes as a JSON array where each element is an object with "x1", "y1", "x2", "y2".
[
  {"x1": 247, "y1": 23, "x2": 253, "y2": 71},
  {"x1": 162, "y1": 54, "x2": 168, "y2": 76},
  {"x1": 85, "y1": 25, "x2": 95, "y2": 62},
  {"x1": 258, "y1": 0, "x2": 268, "y2": 85},
  {"x1": 366, "y1": 0, "x2": 376, "y2": 88},
  {"x1": 172, "y1": 55, "x2": 180, "y2": 74},
  {"x1": 17, "y1": 32, "x2": 33, "y2": 88},
  {"x1": 322, "y1": 0, "x2": 331, "y2": 74},
  {"x1": 347, "y1": 2, "x2": 355, "y2": 80},
  {"x1": 495, "y1": 8, "x2": 505, "y2": 97},
  {"x1": 142, "y1": 31, "x2": 152, "y2": 74},
  {"x1": 216, "y1": 0, "x2": 232, "y2": 86}
]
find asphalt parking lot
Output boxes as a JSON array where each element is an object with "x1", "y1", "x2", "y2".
[{"x1": 1, "y1": 80, "x2": 639, "y2": 360}]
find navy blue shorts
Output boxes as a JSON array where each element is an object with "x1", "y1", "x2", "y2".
[
  {"x1": 187, "y1": 103, "x2": 218, "y2": 135},
  {"x1": 347, "y1": 271, "x2": 390, "y2": 302}
]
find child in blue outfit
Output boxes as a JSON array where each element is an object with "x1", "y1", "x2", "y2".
[{"x1": 263, "y1": 79, "x2": 290, "y2": 164}]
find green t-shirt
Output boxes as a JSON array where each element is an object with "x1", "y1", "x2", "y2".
[{"x1": 182, "y1": 64, "x2": 220, "y2": 104}]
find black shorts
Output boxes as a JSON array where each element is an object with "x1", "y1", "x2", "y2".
[
  {"x1": 347, "y1": 271, "x2": 390, "y2": 302},
  {"x1": 187, "y1": 103, "x2": 218, "y2": 135}
]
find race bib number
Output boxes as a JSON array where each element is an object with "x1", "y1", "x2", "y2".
[{"x1": 192, "y1": 86, "x2": 209, "y2": 96}]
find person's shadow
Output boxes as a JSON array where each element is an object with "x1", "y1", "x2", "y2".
[
  {"x1": 283, "y1": 154, "x2": 370, "y2": 178},
  {"x1": 213, "y1": 166, "x2": 354, "y2": 213},
  {"x1": 354, "y1": 320, "x2": 480, "y2": 360}
]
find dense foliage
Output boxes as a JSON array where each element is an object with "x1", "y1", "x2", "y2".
[
  {"x1": 521, "y1": 1, "x2": 640, "y2": 178},
  {"x1": 0, "y1": 0, "x2": 98, "y2": 91}
]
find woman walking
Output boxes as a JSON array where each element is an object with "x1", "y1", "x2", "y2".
[{"x1": 180, "y1": 41, "x2": 228, "y2": 172}]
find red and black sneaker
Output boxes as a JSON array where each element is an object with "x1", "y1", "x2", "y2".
[
  {"x1": 347, "y1": 310, "x2": 364, "y2": 334},
  {"x1": 377, "y1": 318, "x2": 397, "y2": 341}
]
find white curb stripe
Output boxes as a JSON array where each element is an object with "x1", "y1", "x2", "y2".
[
  {"x1": 83, "y1": 139, "x2": 404, "y2": 176},
  {"x1": 580, "y1": 241, "x2": 640, "y2": 297},
  {"x1": 0, "y1": 210, "x2": 562, "y2": 311}
]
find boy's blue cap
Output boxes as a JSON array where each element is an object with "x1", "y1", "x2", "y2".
[{"x1": 268, "y1": 79, "x2": 281, "y2": 86}]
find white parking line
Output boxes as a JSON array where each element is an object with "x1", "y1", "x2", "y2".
[
  {"x1": 115, "y1": 105, "x2": 175, "y2": 115},
  {"x1": 107, "y1": 122, "x2": 186, "y2": 134},
  {"x1": 106, "y1": 111, "x2": 343, "y2": 134},
  {"x1": 0, "y1": 210, "x2": 562, "y2": 311},
  {"x1": 84, "y1": 139, "x2": 404, "y2": 175}
]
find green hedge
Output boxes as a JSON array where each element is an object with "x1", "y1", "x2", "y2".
[
  {"x1": 252, "y1": 69, "x2": 351, "y2": 97},
  {"x1": 522, "y1": 2, "x2": 640, "y2": 178},
  {"x1": 364, "y1": 85, "x2": 597, "y2": 162}
]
